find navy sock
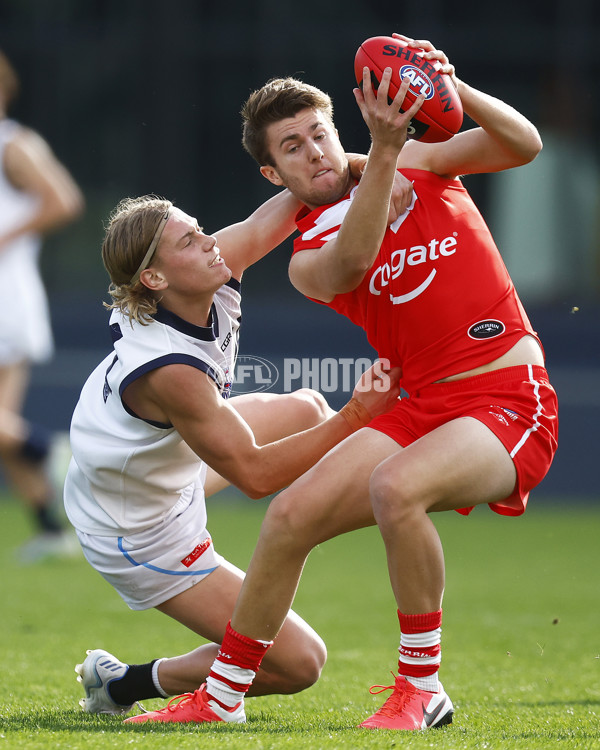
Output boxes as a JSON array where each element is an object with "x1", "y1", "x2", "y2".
[{"x1": 108, "y1": 661, "x2": 162, "y2": 704}]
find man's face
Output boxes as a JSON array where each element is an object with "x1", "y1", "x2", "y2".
[
  {"x1": 149, "y1": 207, "x2": 231, "y2": 296},
  {"x1": 260, "y1": 108, "x2": 352, "y2": 208}
]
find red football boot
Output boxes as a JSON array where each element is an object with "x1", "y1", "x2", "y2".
[
  {"x1": 124, "y1": 683, "x2": 245, "y2": 724},
  {"x1": 359, "y1": 675, "x2": 453, "y2": 730}
]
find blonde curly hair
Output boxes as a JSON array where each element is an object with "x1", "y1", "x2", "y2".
[{"x1": 102, "y1": 195, "x2": 172, "y2": 324}]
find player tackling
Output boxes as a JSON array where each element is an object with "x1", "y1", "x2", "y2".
[
  {"x1": 66, "y1": 191, "x2": 402, "y2": 720},
  {"x1": 122, "y1": 34, "x2": 558, "y2": 731}
]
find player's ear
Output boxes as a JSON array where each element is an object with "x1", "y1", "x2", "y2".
[
  {"x1": 260, "y1": 165, "x2": 284, "y2": 187},
  {"x1": 139, "y1": 267, "x2": 167, "y2": 291}
]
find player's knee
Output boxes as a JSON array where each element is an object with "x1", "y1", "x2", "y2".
[
  {"x1": 262, "y1": 490, "x2": 309, "y2": 544},
  {"x1": 292, "y1": 388, "x2": 333, "y2": 427},
  {"x1": 295, "y1": 638, "x2": 327, "y2": 690},
  {"x1": 369, "y1": 463, "x2": 416, "y2": 525},
  {"x1": 281, "y1": 636, "x2": 327, "y2": 693}
]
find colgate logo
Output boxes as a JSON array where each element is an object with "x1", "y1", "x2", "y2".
[{"x1": 369, "y1": 235, "x2": 457, "y2": 304}]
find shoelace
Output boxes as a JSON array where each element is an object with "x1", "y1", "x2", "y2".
[
  {"x1": 158, "y1": 690, "x2": 204, "y2": 715},
  {"x1": 368, "y1": 675, "x2": 416, "y2": 719}
]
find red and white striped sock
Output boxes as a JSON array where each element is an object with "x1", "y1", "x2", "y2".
[
  {"x1": 397, "y1": 609, "x2": 442, "y2": 693},
  {"x1": 206, "y1": 621, "x2": 273, "y2": 710}
]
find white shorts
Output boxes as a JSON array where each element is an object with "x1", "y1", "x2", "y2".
[{"x1": 76, "y1": 494, "x2": 224, "y2": 610}]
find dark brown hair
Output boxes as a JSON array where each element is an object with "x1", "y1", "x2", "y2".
[{"x1": 241, "y1": 77, "x2": 334, "y2": 166}]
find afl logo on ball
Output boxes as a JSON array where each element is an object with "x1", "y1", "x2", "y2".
[
  {"x1": 399, "y1": 65, "x2": 435, "y2": 99},
  {"x1": 468, "y1": 320, "x2": 505, "y2": 339}
]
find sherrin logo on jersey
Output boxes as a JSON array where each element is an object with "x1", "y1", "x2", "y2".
[
  {"x1": 399, "y1": 65, "x2": 435, "y2": 99},
  {"x1": 468, "y1": 320, "x2": 506, "y2": 339}
]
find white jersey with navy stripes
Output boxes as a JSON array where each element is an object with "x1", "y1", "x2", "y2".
[{"x1": 64, "y1": 278, "x2": 241, "y2": 537}]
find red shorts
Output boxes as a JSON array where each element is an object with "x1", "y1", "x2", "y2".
[{"x1": 368, "y1": 365, "x2": 558, "y2": 516}]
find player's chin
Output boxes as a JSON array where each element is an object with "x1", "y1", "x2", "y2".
[
  {"x1": 309, "y1": 177, "x2": 351, "y2": 207},
  {"x1": 210, "y1": 261, "x2": 232, "y2": 283}
]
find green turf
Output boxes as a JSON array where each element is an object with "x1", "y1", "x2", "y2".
[{"x1": 0, "y1": 490, "x2": 598, "y2": 749}]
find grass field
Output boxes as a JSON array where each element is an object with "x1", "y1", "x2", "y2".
[{"x1": 0, "y1": 489, "x2": 598, "y2": 749}]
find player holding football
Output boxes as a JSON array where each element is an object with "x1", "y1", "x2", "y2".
[{"x1": 123, "y1": 35, "x2": 558, "y2": 730}]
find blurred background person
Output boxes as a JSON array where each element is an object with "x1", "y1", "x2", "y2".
[{"x1": 0, "y1": 49, "x2": 84, "y2": 562}]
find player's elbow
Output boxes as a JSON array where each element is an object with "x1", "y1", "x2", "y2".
[
  {"x1": 63, "y1": 187, "x2": 86, "y2": 220},
  {"x1": 236, "y1": 472, "x2": 276, "y2": 501},
  {"x1": 49, "y1": 189, "x2": 85, "y2": 228},
  {"x1": 241, "y1": 461, "x2": 296, "y2": 500},
  {"x1": 243, "y1": 483, "x2": 270, "y2": 501},
  {"x1": 330, "y1": 268, "x2": 369, "y2": 296},
  {"x1": 70, "y1": 191, "x2": 86, "y2": 218},
  {"x1": 518, "y1": 129, "x2": 543, "y2": 165},
  {"x1": 226, "y1": 450, "x2": 283, "y2": 500}
]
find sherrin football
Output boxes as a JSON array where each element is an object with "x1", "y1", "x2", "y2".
[{"x1": 354, "y1": 35, "x2": 463, "y2": 143}]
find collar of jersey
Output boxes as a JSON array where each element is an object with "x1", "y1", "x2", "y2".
[{"x1": 153, "y1": 303, "x2": 219, "y2": 341}]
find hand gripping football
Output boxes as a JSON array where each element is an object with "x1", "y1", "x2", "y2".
[{"x1": 354, "y1": 35, "x2": 463, "y2": 142}]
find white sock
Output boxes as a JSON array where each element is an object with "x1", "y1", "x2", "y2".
[{"x1": 151, "y1": 658, "x2": 169, "y2": 698}]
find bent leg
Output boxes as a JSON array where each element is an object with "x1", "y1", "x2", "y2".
[
  {"x1": 156, "y1": 558, "x2": 326, "y2": 696},
  {"x1": 230, "y1": 427, "x2": 402, "y2": 641},
  {"x1": 369, "y1": 417, "x2": 517, "y2": 614},
  {"x1": 204, "y1": 389, "x2": 334, "y2": 496}
]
